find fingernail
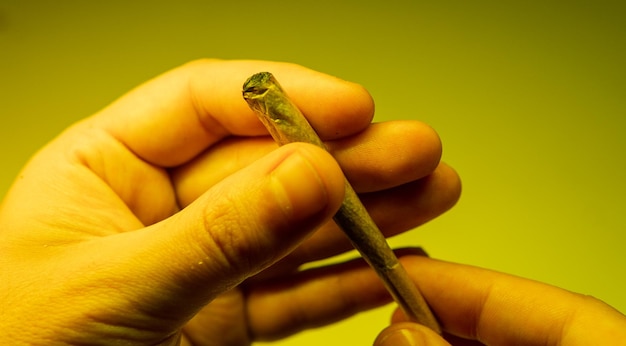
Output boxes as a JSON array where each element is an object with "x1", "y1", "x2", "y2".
[
  {"x1": 271, "y1": 149, "x2": 329, "y2": 221},
  {"x1": 377, "y1": 329, "x2": 420, "y2": 346}
]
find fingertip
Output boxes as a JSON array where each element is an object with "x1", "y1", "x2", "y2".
[
  {"x1": 306, "y1": 79, "x2": 376, "y2": 139},
  {"x1": 196, "y1": 143, "x2": 346, "y2": 267},
  {"x1": 270, "y1": 143, "x2": 346, "y2": 224},
  {"x1": 436, "y1": 163, "x2": 463, "y2": 211},
  {"x1": 197, "y1": 59, "x2": 376, "y2": 139},
  {"x1": 341, "y1": 80, "x2": 376, "y2": 125},
  {"x1": 375, "y1": 322, "x2": 449, "y2": 346},
  {"x1": 273, "y1": 66, "x2": 376, "y2": 139}
]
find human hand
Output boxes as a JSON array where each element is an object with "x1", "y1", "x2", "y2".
[
  {"x1": 0, "y1": 60, "x2": 461, "y2": 345},
  {"x1": 374, "y1": 255, "x2": 626, "y2": 346}
]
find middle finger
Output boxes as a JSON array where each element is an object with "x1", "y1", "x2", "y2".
[{"x1": 172, "y1": 120, "x2": 443, "y2": 206}]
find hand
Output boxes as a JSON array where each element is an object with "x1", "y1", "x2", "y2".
[
  {"x1": 0, "y1": 60, "x2": 461, "y2": 345},
  {"x1": 374, "y1": 255, "x2": 626, "y2": 346}
]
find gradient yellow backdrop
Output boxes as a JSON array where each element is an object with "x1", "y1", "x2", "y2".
[{"x1": 1, "y1": 1, "x2": 624, "y2": 344}]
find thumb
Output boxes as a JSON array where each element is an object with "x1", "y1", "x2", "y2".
[
  {"x1": 374, "y1": 323, "x2": 450, "y2": 346},
  {"x1": 96, "y1": 143, "x2": 345, "y2": 320},
  {"x1": 170, "y1": 142, "x2": 346, "y2": 284}
]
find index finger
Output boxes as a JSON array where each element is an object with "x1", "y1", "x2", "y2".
[{"x1": 92, "y1": 59, "x2": 375, "y2": 167}]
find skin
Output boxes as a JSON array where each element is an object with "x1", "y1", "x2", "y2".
[
  {"x1": 0, "y1": 59, "x2": 461, "y2": 345},
  {"x1": 374, "y1": 256, "x2": 626, "y2": 346}
]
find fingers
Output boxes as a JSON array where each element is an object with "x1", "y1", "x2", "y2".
[
  {"x1": 272, "y1": 162, "x2": 461, "y2": 269},
  {"x1": 399, "y1": 256, "x2": 626, "y2": 345},
  {"x1": 244, "y1": 256, "x2": 394, "y2": 340},
  {"x1": 242, "y1": 249, "x2": 444, "y2": 342},
  {"x1": 172, "y1": 120, "x2": 460, "y2": 270},
  {"x1": 173, "y1": 120, "x2": 443, "y2": 205},
  {"x1": 374, "y1": 323, "x2": 450, "y2": 346},
  {"x1": 304, "y1": 254, "x2": 626, "y2": 346},
  {"x1": 92, "y1": 59, "x2": 374, "y2": 167},
  {"x1": 328, "y1": 120, "x2": 442, "y2": 193},
  {"x1": 360, "y1": 162, "x2": 461, "y2": 235},
  {"x1": 390, "y1": 310, "x2": 485, "y2": 346},
  {"x1": 84, "y1": 144, "x2": 345, "y2": 323}
]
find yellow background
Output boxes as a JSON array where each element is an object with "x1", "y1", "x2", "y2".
[{"x1": 1, "y1": 1, "x2": 624, "y2": 344}]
